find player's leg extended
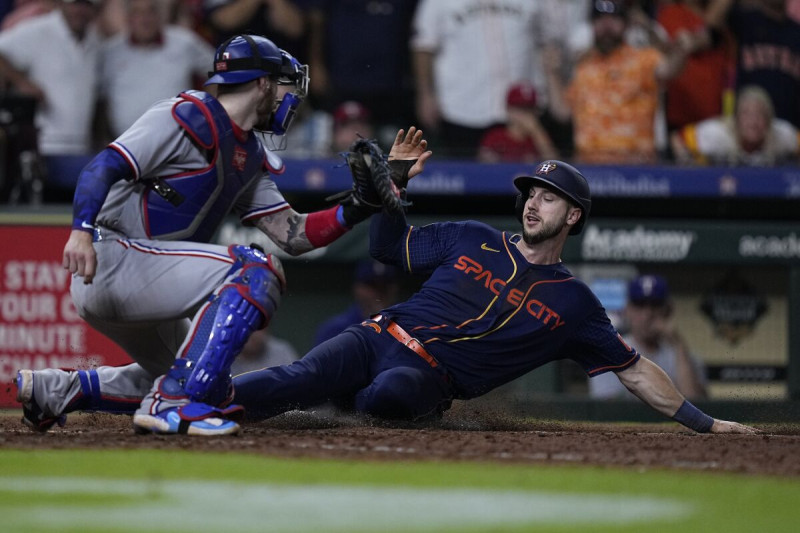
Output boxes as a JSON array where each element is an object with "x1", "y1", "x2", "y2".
[
  {"x1": 15, "y1": 363, "x2": 155, "y2": 431},
  {"x1": 133, "y1": 245, "x2": 285, "y2": 435},
  {"x1": 14, "y1": 318, "x2": 188, "y2": 432},
  {"x1": 233, "y1": 328, "x2": 375, "y2": 421}
]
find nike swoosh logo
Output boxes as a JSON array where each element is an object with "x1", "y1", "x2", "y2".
[
  {"x1": 480, "y1": 243, "x2": 500, "y2": 253},
  {"x1": 81, "y1": 221, "x2": 94, "y2": 230}
]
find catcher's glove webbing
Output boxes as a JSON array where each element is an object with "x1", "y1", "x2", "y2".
[{"x1": 327, "y1": 138, "x2": 409, "y2": 225}]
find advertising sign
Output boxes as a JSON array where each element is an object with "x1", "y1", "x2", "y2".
[{"x1": 0, "y1": 225, "x2": 130, "y2": 408}]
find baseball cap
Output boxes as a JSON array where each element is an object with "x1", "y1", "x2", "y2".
[
  {"x1": 334, "y1": 101, "x2": 371, "y2": 126},
  {"x1": 628, "y1": 275, "x2": 669, "y2": 305},
  {"x1": 506, "y1": 82, "x2": 537, "y2": 109},
  {"x1": 354, "y1": 260, "x2": 399, "y2": 286},
  {"x1": 591, "y1": 0, "x2": 627, "y2": 19}
]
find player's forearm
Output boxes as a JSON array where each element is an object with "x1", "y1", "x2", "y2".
[
  {"x1": 616, "y1": 357, "x2": 685, "y2": 418},
  {"x1": 369, "y1": 210, "x2": 408, "y2": 265},
  {"x1": 256, "y1": 206, "x2": 352, "y2": 256},
  {"x1": 72, "y1": 148, "x2": 131, "y2": 232}
]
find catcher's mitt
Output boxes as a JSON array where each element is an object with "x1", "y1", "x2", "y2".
[{"x1": 327, "y1": 138, "x2": 407, "y2": 218}]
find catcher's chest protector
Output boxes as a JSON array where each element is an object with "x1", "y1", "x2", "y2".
[{"x1": 143, "y1": 91, "x2": 266, "y2": 242}]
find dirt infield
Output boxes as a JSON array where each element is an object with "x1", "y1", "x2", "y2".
[{"x1": 3, "y1": 405, "x2": 800, "y2": 478}]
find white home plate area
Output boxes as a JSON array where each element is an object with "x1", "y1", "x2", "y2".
[{"x1": 3, "y1": 477, "x2": 691, "y2": 531}]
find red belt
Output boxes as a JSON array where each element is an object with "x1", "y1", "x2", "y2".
[{"x1": 385, "y1": 320, "x2": 439, "y2": 369}]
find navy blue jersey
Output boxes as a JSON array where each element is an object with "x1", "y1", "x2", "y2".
[
  {"x1": 376, "y1": 219, "x2": 638, "y2": 398},
  {"x1": 729, "y1": 6, "x2": 800, "y2": 127}
]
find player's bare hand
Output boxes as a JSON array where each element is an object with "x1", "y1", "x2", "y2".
[
  {"x1": 389, "y1": 127, "x2": 433, "y2": 179},
  {"x1": 710, "y1": 419, "x2": 760, "y2": 434},
  {"x1": 62, "y1": 229, "x2": 97, "y2": 284}
]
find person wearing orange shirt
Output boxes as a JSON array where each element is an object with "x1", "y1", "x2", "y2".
[{"x1": 545, "y1": 0, "x2": 699, "y2": 164}]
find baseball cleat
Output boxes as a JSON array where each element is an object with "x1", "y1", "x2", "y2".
[
  {"x1": 15, "y1": 370, "x2": 67, "y2": 432},
  {"x1": 132, "y1": 403, "x2": 242, "y2": 436}
]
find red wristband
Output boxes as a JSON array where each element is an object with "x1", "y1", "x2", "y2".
[{"x1": 305, "y1": 206, "x2": 349, "y2": 248}]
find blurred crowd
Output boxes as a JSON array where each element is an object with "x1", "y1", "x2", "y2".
[{"x1": 0, "y1": 0, "x2": 799, "y2": 203}]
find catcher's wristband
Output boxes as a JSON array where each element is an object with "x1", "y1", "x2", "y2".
[{"x1": 672, "y1": 400, "x2": 714, "y2": 433}]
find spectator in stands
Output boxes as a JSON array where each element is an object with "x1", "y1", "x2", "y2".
[
  {"x1": 313, "y1": 259, "x2": 401, "y2": 348},
  {"x1": 100, "y1": 0, "x2": 214, "y2": 138},
  {"x1": 477, "y1": 82, "x2": 558, "y2": 164},
  {"x1": 204, "y1": 0, "x2": 307, "y2": 53},
  {"x1": 671, "y1": 85, "x2": 800, "y2": 166},
  {"x1": 231, "y1": 326, "x2": 300, "y2": 375},
  {"x1": 307, "y1": 0, "x2": 417, "y2": 138},
  {"x1": 0, "y1": 0, "x2": 101, "y2": 196},
  {"x1": 657, "y1": 0, "x2": 735, "y2": 132},
  {"x1": 545, "y1": 0, "x2": 696, "y2": 164},
  {"x1": 589, "y1": 274, "x2": 708, "y2": 401},
  {"x1": 411, "y1": 0, "x2": 544, "y2": 158},
  {"x1": 331, "y1": 100, "x2": 374, "y2": 154},
  {"x1": 790, "y1": 0, "x2": 800, "y2": 23},
  {"x1": 709, "y1": 0, "x2": 800, "y2": 129}
]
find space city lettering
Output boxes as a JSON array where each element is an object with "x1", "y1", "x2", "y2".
[{"x1": 453, "y1": 255, "x2": 565, "y2": 330}]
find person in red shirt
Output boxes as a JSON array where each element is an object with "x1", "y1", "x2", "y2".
[
  {"x1": 657, "y1": 0, "x2": 734, "y2": 131},
  {"x1": 477, "y1": 82, "x2": 558, "y2": 163}
]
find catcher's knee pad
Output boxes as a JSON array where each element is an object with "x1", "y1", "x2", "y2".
[
  {"x1": 169, "y1": 246, "x2": 286, "y2": 402},
  {"x1": 355, "y1": 367, "x2": 442, "y2": 420}
]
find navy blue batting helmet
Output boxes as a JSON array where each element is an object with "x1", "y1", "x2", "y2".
[
  {"x1": 206, "y1": 34, "x2": 282, "y2": 86},
  {"x1": 513, "y1": 160, "x2": 592, "y2": 235}
]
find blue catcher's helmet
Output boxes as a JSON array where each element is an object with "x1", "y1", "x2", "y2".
[
  {"x1": 513, "y1": 160, "x2": 592, "y2": 235},
  {"x1": 205, "y1": 34, "x2": 282, "y2": 86}
]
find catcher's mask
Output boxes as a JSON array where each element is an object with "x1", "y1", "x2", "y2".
[
  {"x1": 205, "y1": 34, "x2": 282, "y2": 86},
  {"x1": 513, "y1": 160, "x2": 592, "y2": 235},
  {"x1": 259, "y1": 48, "x2": 309, "y2": 150}
]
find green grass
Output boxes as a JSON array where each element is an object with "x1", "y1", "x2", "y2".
[{"x1": 1, "y1": 448, "x2": 798, "y2": 532}]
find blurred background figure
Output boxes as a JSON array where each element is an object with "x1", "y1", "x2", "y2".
[
  {"x1": 589, "y1": 274, "x2": 708, "y2": 401},
  {"x1": 709, "y1": 0, "x2": 800, "y2": 129},
  {"x1": 313, "y1": 259, "x2": 401, "y2": 347},
  {"x1": 411, "y1": 0, "x2": 543, "y2": 159},
  {"x1": 0, "y1": 0, "x2": 101, "y2": 201},
  {"x1": 331, "y1": 100, "x2": 374, "y2": 154},
  {"x1": 671, "y1": 85, "x2": 800, "y2": 166},
  {"x1": 204, "y1": 0, "x2": 307, "y2": 52},
  {"x1": 100, "y1": 0, "x2": 214, "y2": 138},
  {"x1": 230, "y1": 326, "x2": 300, "y2": 375},
  {"x1": 656, "y1": 0, "x2": 734, "y2": 134},
  {"x1": 0, "y1": 0, "x2": 55, "y2": 31},
  {"x1": 307, "y1": 0, "x2": 417, "y2": 143},
  {"x1": 477, "y1": 81, "x2": 558, "y2": 163},
  {"x1": 545, "y1": 0, "x2": 697, "y2": 164}
]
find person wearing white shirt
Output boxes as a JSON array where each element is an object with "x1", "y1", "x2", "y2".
[{"x1": 100, "y1": 0, "x2": 214, "y2": 137}]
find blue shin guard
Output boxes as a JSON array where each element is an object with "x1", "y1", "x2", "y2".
[{"x1": 166, "y1": 246, "x2": 285, "y2": 404}]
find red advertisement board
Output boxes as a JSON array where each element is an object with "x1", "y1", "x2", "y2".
[{"x1": 0, "y1": 225, "x2": 131, "y2": 408}]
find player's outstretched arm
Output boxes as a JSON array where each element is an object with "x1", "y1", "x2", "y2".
[{"x1": 616, "y1": 357, "x2": 758, "y2": 434}]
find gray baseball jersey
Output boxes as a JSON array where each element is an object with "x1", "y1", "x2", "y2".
[{"x1": 72, "y1": 91, "x2": 288, "y2": 395}]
